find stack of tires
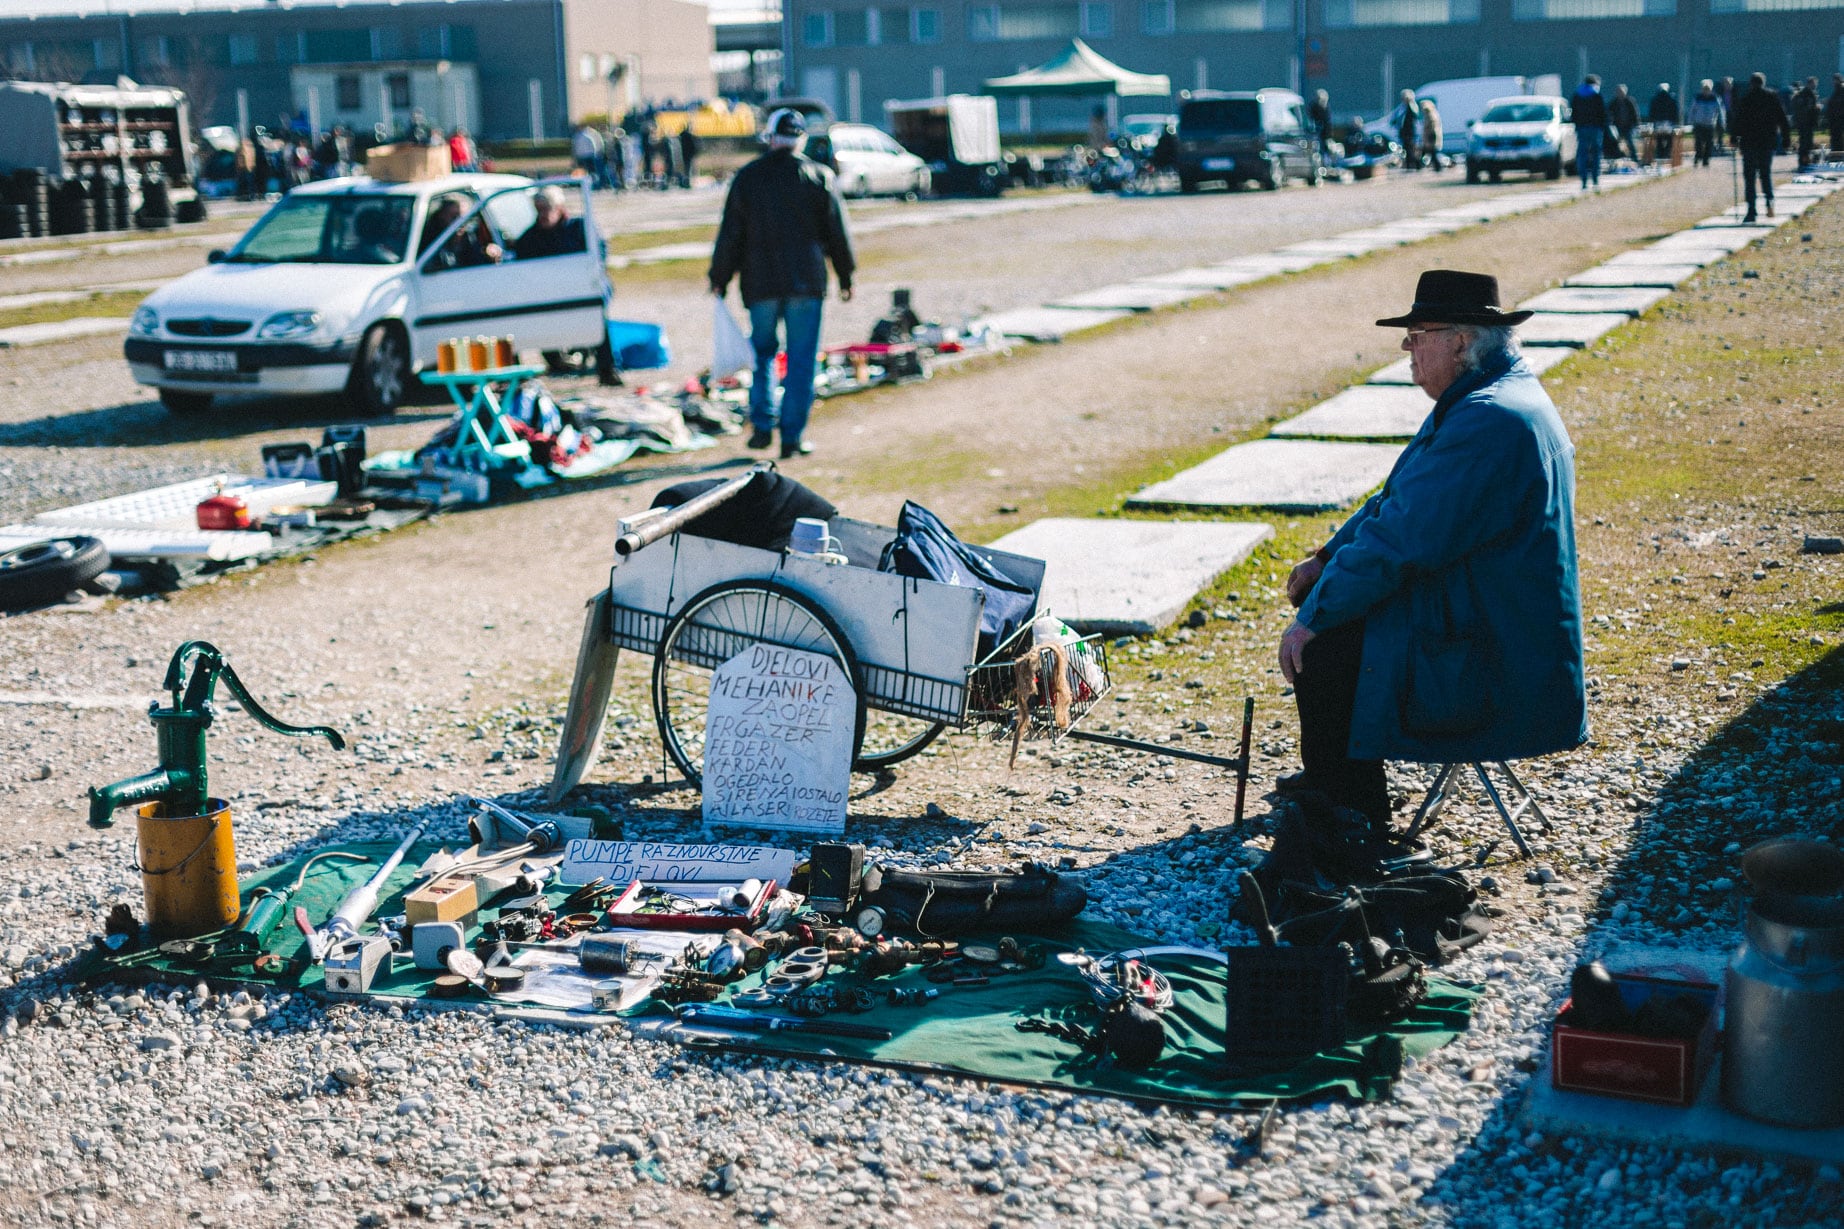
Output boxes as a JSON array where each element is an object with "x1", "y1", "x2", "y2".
[
  {"x1": 88, "y1": 174, "x2": 117, "y2": 232},
  {"x1": 0, "y1": 179, "x2": 26, "y2": 240},
  {"x1": 48, "y1": 178, "x2": 94, "y2": 236},
  {"x1": 11, "y1": 169, "x2": 49, "y2": 238},
  {"x1": 174, "y1": 195, "x2": 207, "y2": 224},
  {"x1": 135, "y1": 176, "x2": 173, "y2": 229},
  {"x1": 110, "y1": 180, "x2": 132, "y2": 233}
]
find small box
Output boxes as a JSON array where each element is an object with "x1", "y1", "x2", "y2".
[
  {"x1": 1551, "y1": 973, "x2": 1718, "y2": 1107},
  {"x1": 807, "y1": 842, "x2": 864, "y2": 917},
  {"x1": 365, "y1": 142, "x2": 452, "y2": 182},
  {"x1": 605, "y1": 878, "x2": 774, "y2": 932},
  {"x1": 404, "y1": 877, "x2": 479, "y2": 928}
]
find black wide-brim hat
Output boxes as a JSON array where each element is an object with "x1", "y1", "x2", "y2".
[{"x1": 1376, "y1": 269, "x2": 1534, "y2": 327}]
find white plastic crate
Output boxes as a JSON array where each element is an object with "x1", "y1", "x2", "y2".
[{"x1": 29, "y1": 475, "x2": 337, "y2": 531}]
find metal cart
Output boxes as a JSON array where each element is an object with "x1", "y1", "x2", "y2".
[{"x1": 549, "y1": 468, "x2": 1253, "y2": 815}]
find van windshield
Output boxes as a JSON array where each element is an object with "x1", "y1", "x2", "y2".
[
  {"x1": 1180, "y1": 99, "x2": 1260, "y2": 138},
  {"x1": 1480, "y1": 102, "x2": 1556, "y2": 124},
  {"x1": 227, "y1": 195, "x2": 415, "y2": 265}
]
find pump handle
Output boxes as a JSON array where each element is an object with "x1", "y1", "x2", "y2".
[{"x1": 165, "y1": 641, "x2": 345, "y2": 750}]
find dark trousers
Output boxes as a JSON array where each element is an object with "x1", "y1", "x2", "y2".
[
  {"x1": 1293, "y1": 617, "x2": 1391, "y2": 830},
  {"x1": 1799, "y1": 125, "x2": 1817, "y2": 166},
  {"x1": 1693, "y1": 125, "x2": 1715, "y2": 166},
  {"x1": 1741, "y1": 146, "x2": 1775, "y2": 215}
]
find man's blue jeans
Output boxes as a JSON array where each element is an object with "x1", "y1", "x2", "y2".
[
  {"x1": 1576, "y1": 126, "x2": 1603, "y2": 187},
  {"x1": 747, "y1": 297, "x2": 823, "y2": 444}
]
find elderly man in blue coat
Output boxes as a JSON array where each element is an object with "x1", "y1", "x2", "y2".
[{"x1": 1277, "y1": 270, "x2": 1588, "y2": 833}]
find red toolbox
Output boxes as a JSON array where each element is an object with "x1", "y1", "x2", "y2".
[{"x1": 1550, "y1": 973, "x2": 1719, "y2": 1107}]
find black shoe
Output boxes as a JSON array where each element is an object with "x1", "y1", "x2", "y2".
[
  {"x1": 1274, "y1": 771, "x2": 1322, "y2": 795},
  {"x1": 746, "y1": 429, "x2": 773, "y2": 450},
  {"x1": 1742, "y1": 211, "x2": 1757, "y2": 224},
  {"x1": 780, "y1": 439, "x2": 813, "y2": 458}
]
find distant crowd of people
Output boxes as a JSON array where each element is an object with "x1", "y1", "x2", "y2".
[
  {"x1": 231, "y1": 109, "x2": 481, "y2": 199},
  {"x1": 572, "y1": 112, "x2": 702, "y2": 192}
]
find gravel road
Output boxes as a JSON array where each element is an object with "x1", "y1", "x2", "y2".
[{"x1": 3, "y1": 164, "x2": 1839, "y2": 1229}]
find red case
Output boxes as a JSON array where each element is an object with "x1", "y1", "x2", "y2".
[
  {"x1": 1550, "y1": 973, "x2": 1719, "y2": 1107},
  {"x1": 604, "y1": 878, "x2": 775, "y2": 932}
]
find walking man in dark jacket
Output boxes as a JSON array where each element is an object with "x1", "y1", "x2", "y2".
[
  {"x1": 1571, "y1": 76, "x2": 1608, "y2": 188},
  {"x1": 708, "y1": 108, "x2": 856, "y2": 459},
  {"x1": 1608, "y1": 85, "x2": 1641, "y2": 162},
  {"x1": 1733, "y1": 73, "x2": 1790, "y2": 221},
  {"x1": 1792, "y1": 77, "x2": 1822, "y2": 168},
  {"x1": 1827, "y1": 75, "x2": 1844, "y2": 158}
]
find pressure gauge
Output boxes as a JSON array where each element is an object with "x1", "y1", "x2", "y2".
[{"x1": 853, "y1": 905, "x2": 886, "y2": 939}]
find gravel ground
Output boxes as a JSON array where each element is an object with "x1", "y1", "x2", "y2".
[{"x1": 1, "y1": 164, "x2": 1841, "y2": 1229}]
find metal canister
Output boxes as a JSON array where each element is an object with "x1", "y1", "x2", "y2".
[{"x1": 1721, "y1": 839, "x2": 1844, "y2": 1127}]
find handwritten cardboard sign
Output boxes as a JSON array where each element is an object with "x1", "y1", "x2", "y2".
[
  {"x1": 559, "y1": 839, "x2": 797, "y2": 887},
  {"x1": 701, "y1": 643, "x2": 853, "y2": 833}
]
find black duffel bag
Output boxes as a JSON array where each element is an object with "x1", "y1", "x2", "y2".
[{"x1": 859, "y1": 862, "x2": 1086, "y2": 937}]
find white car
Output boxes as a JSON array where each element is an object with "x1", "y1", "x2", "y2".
[
  {"x1": 827, "y1": 123, "x2": 931, "y2": 198},
  {"x1": 1465, "y1": 96, "x2": 1576, "y2": 183},
  {"x1": 125, "y1": 173, "x2": 612, "y2": 415}
]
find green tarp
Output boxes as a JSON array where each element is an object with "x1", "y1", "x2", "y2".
[
  {"x1": 681, "y1": 919, "x2": 1477, "y2": 1110},
  {"x1": 83, "y1": 844, "x2": 1477, "y2": 1110}
]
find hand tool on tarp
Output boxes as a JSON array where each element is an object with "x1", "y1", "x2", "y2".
[
  {"x1": 220, "y1": 850, "x2": 370, "y2": 957},
  {"x1": 1060, "y1": 696, "x2": 1258, "y2": 827},
  {"x1": 296, "y1": 818, "x2": 428, "y2": 963},
  {"x1": 675, "y1": 1003, "x2": 894, "y2": 1041},
  {"x1": 88, "y1": 640, "x2": 346, "y2": 828}
]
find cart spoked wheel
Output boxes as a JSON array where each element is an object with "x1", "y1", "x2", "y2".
[{"x1": 652, "y1": 580, "x2": 868, "y2": 786}]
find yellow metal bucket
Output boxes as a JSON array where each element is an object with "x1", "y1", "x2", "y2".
[{"x1": 135, "y1": 798, "x2": 238, "y2": 938}]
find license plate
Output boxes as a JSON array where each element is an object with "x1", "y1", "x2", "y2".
[
  {"x1": 1202, "y1": 157, "x2": 1236, "y2": 171},
  {"x1": 164, "y1": 349, "x2": 237, "y2": 373}
]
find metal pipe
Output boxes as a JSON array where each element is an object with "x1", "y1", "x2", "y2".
[
  {"x1": 613, "y1": 465, "x2": 767, "y2": 557},
  {"x1": 1063, "y1": 728, "x2": 1249, "y2": 770},
  {"x1": 321, "y1": 819, "x2": 427, "y2": 948}
]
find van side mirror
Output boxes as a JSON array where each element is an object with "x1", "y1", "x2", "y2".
[
  {"x1": 1466, "y1": 119, "x2": 1476, "y2": 127},
  {"x1": 207, "y1": 249, "x2": 226, "y2": 263}
]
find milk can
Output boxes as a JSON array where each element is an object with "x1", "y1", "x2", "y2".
[{"x1": 1721, "y1": 838, "x2": 1844, "y2": 1127}]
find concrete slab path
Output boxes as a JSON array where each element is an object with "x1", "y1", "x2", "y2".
[
  {"x1": 1566, "y1": 263, "x2": 1704, "y2": 288},
  {"x1": 974, "y1": 305, "x2": 1133, "y2": 342},
  {"x1": 1517, "y1": 312, "x2": 1632, "y2": 347},
  {"x1": 1271, "y1": 384, "x2": 1433, "y2": 439},
  {"x1": 1128, "y1": 438, "x2": 1403, "y2": 512},
  {"x1": 0, "y1": 317, "x2": 128, "y2": 348},
  {"x1": 989, "y1": 518, "x2": 1274, "y2": 634},
  {"x1": 1518, "y1": 286, "x2": 1673, "y2": 316},
  {"x1": 1366, "y1": 344, "x2": 1574, "y2": 384},
  {"x1": 1051, "y1": 283, "x2": 1211, "y2": 312}
]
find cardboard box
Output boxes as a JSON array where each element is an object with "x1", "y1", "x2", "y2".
[
  {"x1": 366, "y1": 142, "x2": 452, "y2": 182},
  {"x1": 1551, "y1": 973, "x2": 1719, "y2": 1107},
  {"x1": 404, "y1": 877, "x2": 478, "y2": 928}
]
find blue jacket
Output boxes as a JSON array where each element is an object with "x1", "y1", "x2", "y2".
[{"x1": 1297, "y1": 354, "x2": 1588, "y2": 763}]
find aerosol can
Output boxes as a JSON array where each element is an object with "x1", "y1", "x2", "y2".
[{"x1": 88, "y1": 641, "x2": 345, "y2": 938}]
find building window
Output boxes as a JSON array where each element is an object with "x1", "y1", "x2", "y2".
[
  {"x1": 1080, "y1": 1, "x2": 1115, "y2": 34},
  {"x1": 305, "y1": 29, "x2": 371, "y2": 63},
  {"x1": 1514, "y1": 0, "x2": 1672, "y2": 14},
  {"x1": 388, "y1": 74, "x2": 411, "y2": 108},
  {"x1": 967, "y1": 5, "x2": 999, "y2": 38},
  {"x1": 370, "y1": 27, "x2": 403, "y2": 60},
  {"x1": 1323, "y1": 0, "x2": 1478, "y2": 25},
  {"x1": 276, "y1": 33, "x2": 304, "y2": 64},
  {"x1": 336, "y1": 74, "x2": 362, "y2": 111},
  {"x1": 835, "y1": 9, "x2": 871, "y2": 43},
  {"x1": 803, "y1": 11, "x2": 836, "y2": 46},
  {"x1": 138, "y1": 36, "x2": 171, "y2": 68},
  {"x1": 228, "y1": 33, "x2": 259, "y2": 66},
  {"x1": 579, "y1": 54, "x2": 596, "y2": 81},
  {"x1": 1142, "y1": 0, "x2": 1176, "y2": 31},
  {"x1": 996, "y1": 3, "x2": 1081, "y2": 37},
  {"x1": 1175, "y1": 0, "x2": 1278, "y2": 30},
  {"x1": 1711, "y1": 0, "x2": 1844, "y2": 8},
  {"x1": 912, "y1": 6, "x2": 941, "y2": 38}
]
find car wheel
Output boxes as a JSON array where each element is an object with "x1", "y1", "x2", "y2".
[
  {"x1": 0, "y1": 536, "x2": 109, "y2": 613},
  {"x1": 158, "y1": 389, "x2": 213, "y2": 415},
  {"x1": 1489, "y1": 169, "x2": 1503, "y2": 183},
  {"x1": 1544, "y1": 157, "x2": 1563, "y2": 180},
  {"x1": 1308, "y1": 162, "x2": 1325, "y2": 187},
  {"x1": 347, "y1": 323, "x2": 408, "y2": 417}
]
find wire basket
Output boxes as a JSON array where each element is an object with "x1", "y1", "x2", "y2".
[{"x1": 964, "y1": 631, "x2": 1111, "y2": 742}]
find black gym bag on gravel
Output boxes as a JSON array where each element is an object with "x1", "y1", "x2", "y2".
[{"x1": 858, "y1": 862, "x2": 1087, "y2": 937}]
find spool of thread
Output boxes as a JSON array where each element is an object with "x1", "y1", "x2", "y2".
[
  {"x1": 466, "y1": 336, "x2": 490, "y2": 371},
  {"x1": 493, "y1": 336, "x2": 516, "y2": 368},
  {"x1": 436, "y1": 339, "x2": 457, "y2": 373}
]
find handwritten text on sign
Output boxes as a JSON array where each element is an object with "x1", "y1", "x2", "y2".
[
  {"x1": 702, "y1": 644, "x2": 852, "y2": 833},
  {"x1": 559, "y1": 840, "x2": 797, "y2": 887}
]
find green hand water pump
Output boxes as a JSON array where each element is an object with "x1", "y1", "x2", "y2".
[{"x1": 88, "y1": 641, "x2": 346, "y2": 828}]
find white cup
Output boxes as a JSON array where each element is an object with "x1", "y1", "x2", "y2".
[{"x1": 789, "y1": 517, "x2": 841, "y2": 557}]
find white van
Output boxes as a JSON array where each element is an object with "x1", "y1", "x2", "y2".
[{"x1": 1366, "y1": 75, "x2": 1563, "y2": 159}]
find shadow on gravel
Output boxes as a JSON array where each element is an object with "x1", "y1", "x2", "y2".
[
  {"x1": 0, "y1": 394, "x2": 450, "y2": 449},
  {"x1": 1420, "y1": 645, "x2": 1844, "y2": 1226}
]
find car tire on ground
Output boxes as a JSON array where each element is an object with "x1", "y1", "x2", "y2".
[
  {"x1": 1465, "y1": 163, "x2": 1481, "y2": 184},
  {"x1": 1545, "y1": 157, "x2": 1564, "y2": 180},
  {"x1": 1308, "y1": 162, "x2": 1325, "y2": 187},
  {"x1": 0, "y1": 536, "x2": 109, "y2": 613},
  {"x1": 158, "y1": 389, "x2": 213, "y2": 415},
  {"x1": 347, "y1": 322, "x2": 408, "y2": 417},
  {"x1": 1178, "y1": 176, "x2": 1199, "y2": 194},
  {"x1": 1489, "y1": 169, "x2": 1503, "y2": 183}
]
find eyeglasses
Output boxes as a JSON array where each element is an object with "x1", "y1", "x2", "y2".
[{"x1": 1403, "y1": 326, "x2": 1455, "y2": 343}]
